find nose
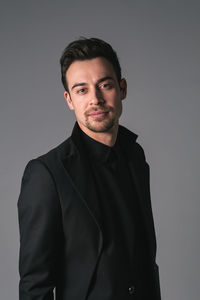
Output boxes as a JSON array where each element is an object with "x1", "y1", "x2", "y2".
[{"x1": 90, "y1": 88, "x2": 105, "y2": 105}]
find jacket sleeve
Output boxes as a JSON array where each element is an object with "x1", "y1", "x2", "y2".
[{"x1": 18, "y1": 159, "x2": 63, "y2": 300}]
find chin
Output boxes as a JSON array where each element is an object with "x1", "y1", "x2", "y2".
[{"x1": 86, "y1": 119, "x2": 116, "y2": 133}]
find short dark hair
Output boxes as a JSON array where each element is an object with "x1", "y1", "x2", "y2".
[{"x1": 60, "y1": 37, "x2": 122, "y2": 91}]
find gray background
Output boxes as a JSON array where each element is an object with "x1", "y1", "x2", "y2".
[{"x1": 1, "y1": 0, "x2": 199, "y2": 299}]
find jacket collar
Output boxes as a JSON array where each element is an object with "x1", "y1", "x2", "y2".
[{"x1": 62, "y1": 122, "x2": 104, "y2": 233}]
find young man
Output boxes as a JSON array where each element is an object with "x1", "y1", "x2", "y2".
[{"x1": 18, "y1": 38, "x2": 161, "y2": 300}]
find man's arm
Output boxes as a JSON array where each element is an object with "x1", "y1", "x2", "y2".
[{"x1": 18, "y1": 159, "x2": 62, "y2": 300}]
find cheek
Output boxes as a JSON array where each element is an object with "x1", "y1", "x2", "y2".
[
  {"x1": 73, "y1": 103, "x2": 86, "y2": 116},
  {"x1": 116, "y1": 99, "x2": 123, "y2": 115}
]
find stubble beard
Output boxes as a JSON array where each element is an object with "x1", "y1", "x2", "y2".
[
  {"x1": 84, "y1": 106, "x2": 117, "y2": 133},
  {"x1": 85, "y1": 116, "x2": 115, "y2": 133}
]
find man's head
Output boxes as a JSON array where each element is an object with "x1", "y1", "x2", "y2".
[
  {"x1": 60, "y1": 37, "x2": 122, "y2": 92},
  {"x1": 60, "y1": 38, "x2": 127, "y2": 144}
]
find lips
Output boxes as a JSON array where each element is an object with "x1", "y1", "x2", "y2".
[
  {"x1": 89, "y1": 110, "x2": 108, "y2": 115},
  {"x1": 88, "y1": 110, "x2": 109, "y2": 118}
]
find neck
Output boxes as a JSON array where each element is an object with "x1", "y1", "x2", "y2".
[{"x1": 78, "y1": 122, "x2": 118, "y2": 147}]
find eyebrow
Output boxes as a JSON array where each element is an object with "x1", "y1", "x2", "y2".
[{"x1": 71, "y1": 76, "x2": 115, "y2": 91}]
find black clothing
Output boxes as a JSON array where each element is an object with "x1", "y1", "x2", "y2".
[
  {"x1": 80, "y1": 129, "x2": 156, "y2": 299},
  {"x1": 18, "y1": 122, "x2": 161, "y2": 300}
]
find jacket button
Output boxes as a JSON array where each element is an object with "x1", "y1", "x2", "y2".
[{"x1": 128, "y1": 285, "x2": 135, "y2": 295}]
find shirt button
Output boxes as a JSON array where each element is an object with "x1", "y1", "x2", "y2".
[{"x1": 128, "y1": 285, "x2": 135, "y2": 295}]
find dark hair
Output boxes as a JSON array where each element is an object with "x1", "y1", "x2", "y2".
[{"x1": 60, "y1": 37, "x2": 122, "y2": 91}]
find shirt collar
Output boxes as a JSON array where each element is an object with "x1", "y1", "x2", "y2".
[{"x1": 79, "y1": 126, "x2": 120, "y2": 163}]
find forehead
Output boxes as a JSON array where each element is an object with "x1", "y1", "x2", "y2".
[{"x1": 65, "y1": 57, "x2": 117, "y2": 87}]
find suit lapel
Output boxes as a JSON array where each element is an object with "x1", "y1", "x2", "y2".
[
  {"x1": 128, "y1": 159, "x2": 156, "y2": 254},
  {"x1": 119, "y1": 127, "x2": 156, "y2": 257},
  {"x1": 62, "y1": 123, "x2": 103, "y2": 233}
]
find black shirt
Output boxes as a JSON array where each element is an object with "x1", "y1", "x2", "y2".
[{"x1": 79, "y1": 128, "x2": 153, "y2": 300}]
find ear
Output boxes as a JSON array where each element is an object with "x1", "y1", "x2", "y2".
[
  {"x1": 119, "y1": 78, "x2": 127, "y2": 100},
  {"x1": 64, "y1": 91, "x2": 74, "y2": 110}
]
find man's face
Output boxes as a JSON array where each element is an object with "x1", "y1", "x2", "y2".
[{"x1": 64, "y1": 57, "x2": 127, "y2": 135}]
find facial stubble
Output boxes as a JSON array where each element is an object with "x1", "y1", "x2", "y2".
[{"x1": 84, "y1": 106, "x2": 120, "y2": 133}]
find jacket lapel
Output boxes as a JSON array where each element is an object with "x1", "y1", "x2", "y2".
[
  {"x1": 119, "y1": 127, "x2": 156, "y2": 258},
  {"x1": 62, "y1": 123, "x2": 104, "y2": 234},
  {"x1": 128, "y1": 159, "x2": 156, "y2": 257}
]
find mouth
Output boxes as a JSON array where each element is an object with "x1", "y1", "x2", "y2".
[{"x1": 88, "y1": 110, "x2": 109, "y2": 119}]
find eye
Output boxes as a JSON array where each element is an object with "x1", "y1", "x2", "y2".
[
  {"x1": 100, "y1": 83, "x2": 113, "y2": 89},
  {"x1": 77, "y1": 88, "x2": 87, "y2": 94}
]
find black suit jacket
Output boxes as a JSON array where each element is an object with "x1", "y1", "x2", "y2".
[{"x1": 18, "y1": 122, "x2": 161, "y2": 300}]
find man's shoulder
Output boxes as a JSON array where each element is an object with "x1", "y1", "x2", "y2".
[
  {"x1": 34, "y1": 133, "x2": 75, "y2": 166},
  {"x1": 20, "y1": 131, "x2": 77, "y2": 186}
]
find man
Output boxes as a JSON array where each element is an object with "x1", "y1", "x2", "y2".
[{"x1": 18, "y1": 38, "x2": 161, "y2": 300}]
